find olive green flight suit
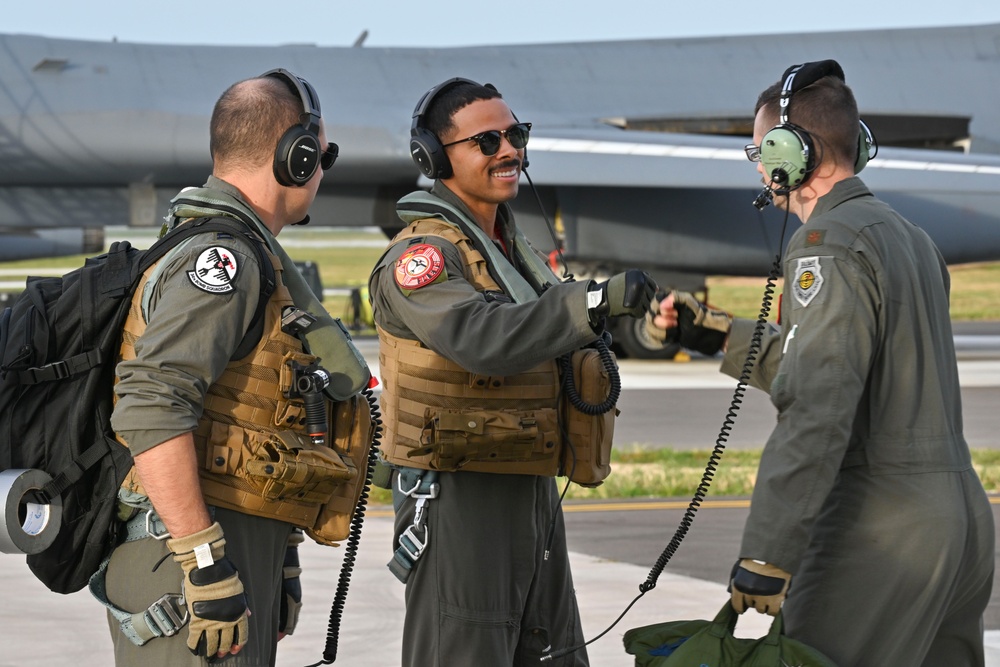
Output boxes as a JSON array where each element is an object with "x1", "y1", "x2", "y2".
[
  {"x1": 109, "y1": 177, "x2": 296, "y2": 667},
  {"x1": 369, "y1": 182, "x2": 597, "y2": 667},
  {"x1": 722, "y1": 177, "x2": 995, "y2": 666}
]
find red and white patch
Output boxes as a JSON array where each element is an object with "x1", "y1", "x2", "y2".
[
  {"x1": 188, "y1": 246, "x2": 239, "y2": 294},
  {"x1": 394, "y1": 244, "x2": 444, "y2": 290}
]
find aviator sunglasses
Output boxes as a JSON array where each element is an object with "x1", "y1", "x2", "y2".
[
  {"x1": 442, "y1": 122, "x2": 531, "y2": 156},
  {"x1": 321, "y1": 142, "x2": 339, "y2": 170}
]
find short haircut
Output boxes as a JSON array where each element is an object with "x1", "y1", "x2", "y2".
[
  {"x1": 424, "y1": 82, "x2": 503, "y2": 140},
  {"x1": 210, "y1": 76, "x2": 304, "y2": 172},
  {"x1": 755, "y1": 75, "x2": 861, "y2": 170}
]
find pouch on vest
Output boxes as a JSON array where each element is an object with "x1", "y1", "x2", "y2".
[
  {"x1": 309, "y1": 393, "x2": 376, "y2": 545},
  {"x1": 416, "y1": 407, "x2": 561, "y2": 476},
  {"x1": 208, "y1": 424, "x2": 353, "y2": 507},
  {"x1": 560, "y1": 348, "x2": 617, "y2": 487},
  {"x1": 623, "y1": 602, "x2": 837, "y2": 667}
]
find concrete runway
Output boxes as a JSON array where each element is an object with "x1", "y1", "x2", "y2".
[{"x1": 0, "y1": 328, "x2": 998, "y2": 665}]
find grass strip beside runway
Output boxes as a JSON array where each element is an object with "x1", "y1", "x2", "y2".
[
  {"x1": 3, "y1": 229, "x2": 999, "y2": 322},
  {"x1": 367, "y1": 448, "x2": 1000, "y2": 504}
]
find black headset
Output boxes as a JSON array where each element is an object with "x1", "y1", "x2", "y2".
[
  {"x1": 409, "y1": 77, "x2": 500, "y2": 180},
  {"x1": 759, "y1": 60, "x2": 876, "y2": 192},
  {"x1": 261, "y1": 68, "x2": 324, "y2": 187}
]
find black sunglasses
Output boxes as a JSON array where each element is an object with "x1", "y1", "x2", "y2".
[
  {"x1": 744, "y1": 143, "x2": 761, "y2": 163},
  {"x1": 442, "y1": 122, "x2": 531, "y2": 156},
  {"x1": 321, "y1": 142, "x2": 339, "y2": 170}
]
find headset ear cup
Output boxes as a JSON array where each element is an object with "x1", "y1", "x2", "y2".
[
  {"x1": 854, "y1": 130, "x2": 868, "y2": 174},
  {"x1": 855, "y1": 120, "x2": 875, "y2": 174},
  {"x1": 274, "y1": 127, "x2": 321, "y2": 187},
  {"x1": 760, "y1": 126, "x2": 812, "y2": 189},
  {"x1": 409, "y1": 128, "x2": 451, "y2": 179}
]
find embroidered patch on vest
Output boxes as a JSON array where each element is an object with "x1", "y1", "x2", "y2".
[
  {"x1": 792, "y1": 257, "x2": 823, "y2": 307},
  {"x1": 188, "y1": 246, "x2": 239, "y2": 294},
  {"x1": 395, "y1": 244, "x2": 445, "y2": 291}
]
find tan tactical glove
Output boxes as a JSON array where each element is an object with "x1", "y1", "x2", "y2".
[
  {"x1": 670, "y1": 291, "x2": 732, "y2": 356},
  {"x1": 729, "y1": 558, "x2": 792, "y2": 616},
  {"x1": 644, "y1": 292, "x2": 669, "y2": 343},
  {"x1": 279, "y1": 529, "x2": 304, "y2": 637},
  {"x1": 167, "y1": 522, "x2": 249, "y2": 657}
]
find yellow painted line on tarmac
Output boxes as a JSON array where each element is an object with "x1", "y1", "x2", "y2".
[
  {"x1": 364, "y1": 498, "x2": 751, "y2": 519},
  {"x1": 562, "y1": 499, "x2": 751, "y2": 512},
  {"x1": 563, "y1": 495, "x2": 1000, "y2": 512}
]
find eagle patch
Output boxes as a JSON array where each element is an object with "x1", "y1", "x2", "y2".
[
  {"x1": 188, "y1": 246, "x2": 239, "y2": 294},
  {"x1": 792, "y1": 256, "x2": 823, "y2": 307},
  {"x1": 394, "y1": 243, "x2": 445, "y2": 291}
]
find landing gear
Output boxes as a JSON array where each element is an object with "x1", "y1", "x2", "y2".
[{"x1": 610, "y1": 316, "x2": 681, "y2": 360}]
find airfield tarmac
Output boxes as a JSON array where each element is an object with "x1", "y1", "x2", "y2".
[{"x1": 1, "y1": 330, "x2": 998, "y2": 666}]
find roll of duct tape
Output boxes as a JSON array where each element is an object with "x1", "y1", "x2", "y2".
[{"x1": 0, "y1": 469, "x2": 63, "y2": 555}]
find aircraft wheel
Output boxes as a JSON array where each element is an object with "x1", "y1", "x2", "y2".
[{"x1": 610, "y1": 316, "x2": 680, "y2": 360}]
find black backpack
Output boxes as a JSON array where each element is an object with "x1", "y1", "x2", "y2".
[{"x1": 0, "y1": 217, "x2": 275, "y2": 594}]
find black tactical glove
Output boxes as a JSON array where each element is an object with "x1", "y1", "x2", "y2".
[
  {"x1": 729, "y1": 558, "x2": 792, "y2": 616},
  {"x1": 279, "y1": 529, "x2": 304, "y2": 636},
  {"x1": 589, "y1": 270, "x2": 657, "y2": 320},
  {"x1": 167, "y1": 522, "x2": 249, "y2": 657},
  {"x1": 669, "y1": 291, "x2": 732, "y2": 355}
]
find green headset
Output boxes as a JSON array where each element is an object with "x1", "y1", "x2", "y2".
[{"x1": 759, "y1": 60, "x2": 876, "y2": 192}]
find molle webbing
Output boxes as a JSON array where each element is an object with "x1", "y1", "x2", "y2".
[
  {"x1": 378, "y1": 218, "x2": 563, "y2": 474},
  {"x1": 117, "y1": 249, "x2": 350, "y2": 527},
  {"x1": 378, "y1": 329, "x2": 561, "y2": 475},
  {"x1": 381, "y1": 216, "x2": 616, "y2": 482}
]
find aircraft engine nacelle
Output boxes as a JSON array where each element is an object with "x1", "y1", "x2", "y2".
[{"x1": 0, "y1": 227, "x2": 105, "y2": 262}]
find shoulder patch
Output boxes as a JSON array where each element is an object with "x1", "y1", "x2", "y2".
[
  {"x1": 805, "y1": 229, "x2": 826, "y2": 247},
  {"x1": 792, "y1": 257, "x2": 823, "y2": 307},
  {"x1": 394, "y1": 243, "x2": 445, "y2": 291},
  {"x1": 188, "y1": 246, "x2": 240, "y2": 294}
]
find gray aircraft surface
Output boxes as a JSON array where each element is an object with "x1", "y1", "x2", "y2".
[{"x1": 2, "y1": 23, "x2": 1000, "y2": 356}]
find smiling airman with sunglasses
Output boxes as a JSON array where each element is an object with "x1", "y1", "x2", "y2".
[
  {"x1": 438, "y1": 103, "x2": 531, "y2": 235},
  {"x1": 368, "y1": 78, "x2": 657, "y2": 667}
]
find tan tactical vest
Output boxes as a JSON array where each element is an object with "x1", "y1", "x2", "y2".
[
  {"x1": 379, "y1": 218, "x2": 570, "y2": 477},
  {"x1": 118, "y1": 239, "x2": 373, "y2": 543}
]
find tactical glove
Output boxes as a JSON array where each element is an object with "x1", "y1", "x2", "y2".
[
  {"x1": 669, "y1": 291, "x2": 732, "y2": 355},
  {"x1": 279, "y1": 529, "x2": 304, "y2": 637},
  {"x1": 167, "y1": 522, "x2": 249, "y2": 657},
  {"x1": 729, "y1": 558, "x2": 792, "y2": 616},
  {"x1": 589, "y1": 270, "x2": 657, "y2": 319},
  {"x1": 644, "y1": 292, "x2": 669, "y2": 343}
]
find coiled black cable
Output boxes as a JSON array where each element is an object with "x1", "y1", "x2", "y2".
[
  {"x1": 557, "y1": 332, "x2": 620, "y2": 416},
  {"x1": 637, "y1": 255, "x2": 780, "y2": 594},
  {"x1": 304, "y1": 386, "x2": 383, "y2": 666},
  {"x1": 543, "y1": 209, "x2": 791, "y2": 663}
]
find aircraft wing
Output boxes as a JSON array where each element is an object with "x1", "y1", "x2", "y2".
[
  {"x1": 526, "y1": 126, "x2": 1000, "y2": 192},
  {"x1": 504, "y1": 127, "x2": 1000, "y2": 277},
  {"x1": 3, "y1": 25, "x2": 1000, "y2": 271}
]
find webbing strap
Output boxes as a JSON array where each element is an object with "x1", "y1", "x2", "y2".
[
  {"x1": 88, "y1": 508, "x2": 188, "y2": 646},
  {"x1": 387, "y1": 467, "x2": 439, "y2": 584},
  {"x1": 90, "y1": 567, "x2": 187, "y2": 646},
  {"x1": 14, "y1": 348, "x2": 103, "y2": 385},
  {"x1": 32, "y1": 437, "x2": 113, "y2": 503}
]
